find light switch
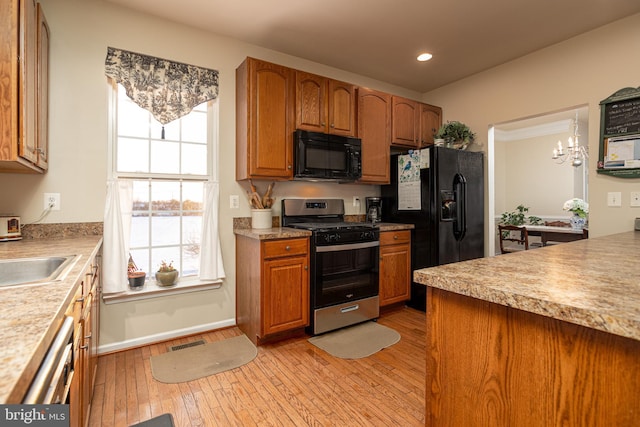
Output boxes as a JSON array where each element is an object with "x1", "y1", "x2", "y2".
[
  {"x1": 607, "y1": 192, "x2": 622, "y2": 207},
  {"x1": 230, "y1": 195, "x2": 240, "y2": 209},
  {"x1": 631, "y1": 192, "x2": 640, "y2": 207}
]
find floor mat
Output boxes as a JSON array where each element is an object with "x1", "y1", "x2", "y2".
[
  {"x1": 308, "y1": 321, "x2": 400, "y2": 359},
  {"x1": 150, "y1": 334, "x2": 257, "y2": 383}
]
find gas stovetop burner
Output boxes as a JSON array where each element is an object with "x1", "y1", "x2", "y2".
[{"x1": 288, "y1": 221, "x2": 378, "y2": 232}]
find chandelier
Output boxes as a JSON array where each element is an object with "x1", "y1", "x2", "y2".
[{"x1": 551, "y1": 112, "x2": 588, "y2": 167}]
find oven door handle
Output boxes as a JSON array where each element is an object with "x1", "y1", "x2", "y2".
[{"x1": 316, "y1": 240, "x2": 379, "y2": 252}]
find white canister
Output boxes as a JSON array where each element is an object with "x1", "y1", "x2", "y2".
[{"x1": 251, "y1": 209, "x2": 273, "y2": 229}]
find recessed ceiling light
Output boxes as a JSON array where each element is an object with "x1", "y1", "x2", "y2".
[{"x1": 417, "y1": 53, "x2": 433, "y2": 62}]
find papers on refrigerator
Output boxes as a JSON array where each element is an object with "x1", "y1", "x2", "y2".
[{"x1": 397, "y1": 151, "x2": 422, "y2": 210}]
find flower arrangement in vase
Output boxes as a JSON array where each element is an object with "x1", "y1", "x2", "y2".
[
  {"x1": 155, "y1": 260, "x2": 179, "y2": 287},
  {"x1": 563, "y1": 198, "x2": 589, "y2": 230},
  {"x1": 127, "y1": 254, "x2": 146, "y2": 290}
]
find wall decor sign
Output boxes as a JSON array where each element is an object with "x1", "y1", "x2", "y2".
[{"x1": 598, "y1": 86, "x2": 640, "y2": 178}]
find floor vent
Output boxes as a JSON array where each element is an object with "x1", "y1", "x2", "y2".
[{"x1": 169, "y1": 340, "x2": 205, "y2": 352}]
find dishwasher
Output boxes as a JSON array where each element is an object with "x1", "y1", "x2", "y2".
[{"x1": 23, "y1": 316, "x2": 74, "y2": 404}]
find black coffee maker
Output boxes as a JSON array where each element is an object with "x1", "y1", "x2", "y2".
[{"x1": 365, "y1": 197, "x2": 382, "y2": 223}]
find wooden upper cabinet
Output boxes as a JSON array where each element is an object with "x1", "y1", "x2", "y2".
[
  {"x1": 36, "y1": 3, "x2": 49, "y2": 170},
  {"x1": 419, "y1": 103, "x2": 442, "y2": 148},
  {"x1": 358, "y1": 88, "x2": 391, "y2": 184},
  {"x1": 296, "y1": 71, "x2": 356, "y2": 136},
  {"x1": 236, "y1": 57, "x2": 295, "y2": 180},
  {"x1": 0, "y1": 0, "x2": 48, "y2": 173},
  {"x1": 391, "y1": 96, "x2": 420, "y2": 148}
]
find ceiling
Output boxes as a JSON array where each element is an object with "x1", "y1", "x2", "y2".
[{"x1": 104, "y1": 0, "x2": 640, "y2": 93}]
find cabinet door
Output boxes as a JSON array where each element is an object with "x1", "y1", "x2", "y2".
[
  {"x1": 327, "y1": 79, "x2": 357, "y2": 136},
  {"x1": 379, "y1": 231, "x2": 411, "y2": 306},
  {"x1": 81, "y1": 298, "x2": 92, "y2": 427},
  {"x1": 296, "y1": 71, "x2": 327, "y2": 133},
  {"x1": 419, "y1": 103, "x2": 442, "y2": 148},
  {"x1": 236, "y1": 58, "x2": 294, "y2": 180},
  {"x1": 68, "y1": 325, "x2": 82, "y2": 427},
  {"x1": 35, "y1": 3, "x2": 49, "y2": 170},
  {"x1": 262, "y1": 255, "x2": 309, "y2": 336},
  {"x1": 358, "y1": 88, "x2": 391, "y2": 183},
  {"x1": 391, "y1": 96, "x2": 419, "y2": 147},
  {"x1": 18, "y1": 0, "x2": 38, "y2": 165}
]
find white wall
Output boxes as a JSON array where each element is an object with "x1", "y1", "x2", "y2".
[
  {"x1": 423, "y1": 13, "x2": 640, "y2": 241},
  {"x1": 0, "y1": 0, "x2": 420, "y2": 349},
  {"x1": 4, "y1": 0, "x2": 640, "y2": 349},
  {"x1": 495, "y1": 131, "x2": 578, "y2": 218}
]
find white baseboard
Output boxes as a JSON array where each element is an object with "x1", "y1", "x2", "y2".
[{"x1": 97, "y1": 318, "x2": 236, "y2": 354}]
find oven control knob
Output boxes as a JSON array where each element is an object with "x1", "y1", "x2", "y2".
[
  {"x1": 361, "y1": 231, "x2": 375, "y2": 240},
  {"x1": 326, "y1": 233, "x2": 340, "y2": 242}
]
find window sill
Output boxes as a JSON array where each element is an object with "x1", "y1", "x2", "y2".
[{"x1": 102, "y1": 278, "x2": 223, "y2": 304}]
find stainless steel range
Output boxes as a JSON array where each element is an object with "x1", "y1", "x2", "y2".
[{"x1": 281, "y1": 198, "x2": 380, "y2": 335}]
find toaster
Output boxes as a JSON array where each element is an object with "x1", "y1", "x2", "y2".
[{"x1": 0, "y1": 216, "x2": 22, "y2": 241}]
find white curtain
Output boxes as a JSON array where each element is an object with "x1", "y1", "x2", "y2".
[
  {"x1": 199, "y1": 181, "x2": 225, "y2": 280},
  {"x1": 102, "y1": 179, "x2": 133, "y2": 294}
]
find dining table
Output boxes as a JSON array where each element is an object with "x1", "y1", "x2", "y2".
[{"x1": 525, "y1": 224, "x2": 586, "y2": 246}]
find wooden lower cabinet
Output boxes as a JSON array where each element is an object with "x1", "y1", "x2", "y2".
[
  {"x1": 379, "y1": 230, "x2": 411, "y2": 306},
  {"x1": 426, "y1": 287, "x2": 640, "y2": 426},
  {"x1": 236, "y1": 235, "x2": 310, "y2": 344},
  {"x1": 67, "y1": 253, "x2": 101, "y2": 427}
]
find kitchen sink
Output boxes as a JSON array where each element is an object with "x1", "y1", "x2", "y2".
[{"x1": 0, "y1": 255, "x2": 80, "y2": 287}]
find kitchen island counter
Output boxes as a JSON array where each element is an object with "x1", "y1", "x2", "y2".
[
  {"x1": 0, "y1": 235, "x2": 103, "y2": 403},
  {"x1": 414, "y1": 230, "x2": 640, "y2": 340},
  {"x1": 414, "y1": 231, "x2": 640, "y2": 426}
]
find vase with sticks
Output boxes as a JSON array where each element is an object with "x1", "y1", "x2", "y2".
[{"x1": 247, "y1": 180, "x2": 275, "y2": 229}]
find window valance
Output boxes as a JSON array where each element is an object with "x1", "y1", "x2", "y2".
[{"x1": 105, "y1": 47, "x2": 219, "y2": 125}]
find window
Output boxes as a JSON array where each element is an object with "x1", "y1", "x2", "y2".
[{"x1": 113, "y1": 83, "x2": 213, "y2": 284}]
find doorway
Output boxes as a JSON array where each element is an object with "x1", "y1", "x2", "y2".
[{"x1": 488, "y1": 105, "x2": 589, "y2": 255}]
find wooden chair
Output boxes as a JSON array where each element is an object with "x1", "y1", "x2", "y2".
[
  {"x1": 498, "y1": 225, "x2": 529, "y2": 254},
  {"x1": 544, "y1": 220, "x2": 570, "y2": 227}
]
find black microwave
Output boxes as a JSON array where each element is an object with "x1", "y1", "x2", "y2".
[{"x1": 294, "y1": 130, "x2": 362, "y2": 181}]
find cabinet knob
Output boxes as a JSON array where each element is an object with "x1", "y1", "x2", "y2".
[
  {"x1": 394, "y1": 235, "x2": 399, "y2": 240},
  {"x1": 285, "y1": 245, "x2": 291, "y2": 251},
  {"x1": 330, "y1": 123, "x2": 334, "y2": 128},
  {"x1": 288, "y1": 165, "x2": 292, "y2": 170},
  {"x1": 76, "y1": 296, "x2": 85, "y2": 303},
  {"x1": 322, "y1": 122, "x2": 326, "y2": 127},
  {"x1": 84, "y1": 332, "x2": 92, "y2": 340},
  {"x1": 304, "y1": 265, "x2": 308, "y2": 270}
]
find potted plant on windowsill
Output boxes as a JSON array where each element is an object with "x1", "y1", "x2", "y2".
[
  {"x1": 127, "y1": 254, "x2": 146, "y2": 290},
  {"x1": 155, "y1": 260, "x2": 179, "y2": 287},
  {"x1": 435, "y1": 121, "x2": 476, "y2": 150}
]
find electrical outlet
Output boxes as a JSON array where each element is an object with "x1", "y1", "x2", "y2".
[
  {"x1": 353, "y1": 196, "x2": 360, "y2": 207},
  {"x1": 44, "y1": 193, "x2": 61, "y2": 211},
  {"x1": 631, "y1": 192, "x2": 640, "y2": 207},
  {"x1": 230, "y1": 195, "x2": 240, "y2": 209},
  {"x1": 607, "y1": 192, "x2": 622, "y2": 207}
]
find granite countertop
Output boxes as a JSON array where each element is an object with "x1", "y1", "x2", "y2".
[
  {"x1": 233, "y1": 222, "x2": 414, "y2": 240},
  {"x1": 414, "y1": 231, "x2": 640, "y2": 342},
  {"x1": 0, "y1": 235, "x2": 103, "y2": 403}
]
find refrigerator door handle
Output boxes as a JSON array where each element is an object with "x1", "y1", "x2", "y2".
[{"x1": 453, "y1": 173, "x2": 467, "y2": 241}]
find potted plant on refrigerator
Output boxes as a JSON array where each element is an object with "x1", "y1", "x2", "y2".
[{"x1": 435, "y1": 121, "x2": 476, "y2": 149}]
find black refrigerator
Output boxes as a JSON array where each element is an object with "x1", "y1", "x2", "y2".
[{"x1": 381, "y1": 146, "x2": 484, "y2": 311}]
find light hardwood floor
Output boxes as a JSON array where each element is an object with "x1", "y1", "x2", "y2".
[{"x1": 89, "y1": 307, "x2": 426, "y2": 427}]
